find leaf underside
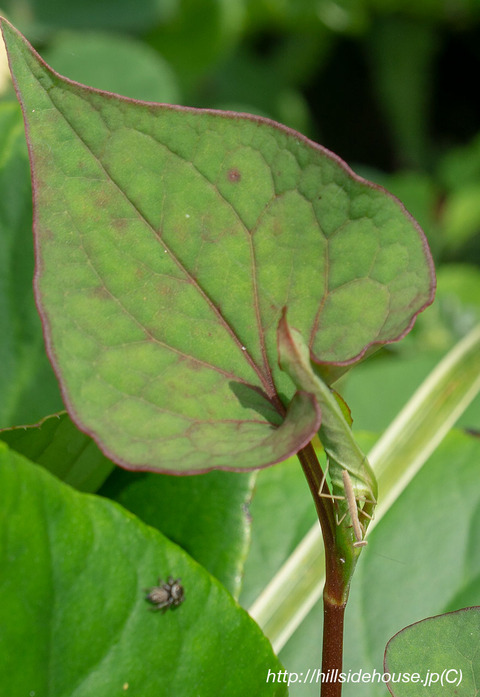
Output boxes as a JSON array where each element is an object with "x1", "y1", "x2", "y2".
[{"x1": 1, "y1": 19, "x2": 435, "y2": 473}]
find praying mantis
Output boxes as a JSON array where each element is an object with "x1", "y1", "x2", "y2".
[
  {"x1": 278, "y1": 312, "x2": 378, "y2": 552},
  {"x1": 320, "y1": 462, "x2": 374, "y2": 548}
]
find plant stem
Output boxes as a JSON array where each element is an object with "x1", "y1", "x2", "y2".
[
  {"x1": 297, "y1": 442, "x2": 334, "y2": 548},
  {"x1": 249, "y1": 324, "x2": 480, "y2": 661},
  {"x1": 321, "y1": 597, "x2": 345, "y2": 697},
  {"x1": 320, "y1": 509, "x2": 352, "y2": 697},
  {"x1": 297, "y1": 442, "x2": 349, "y2": 696}
]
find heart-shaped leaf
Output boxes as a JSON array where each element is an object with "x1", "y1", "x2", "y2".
[{"x1": 1, "y1": 19, "x2": 435, "y2": 473}]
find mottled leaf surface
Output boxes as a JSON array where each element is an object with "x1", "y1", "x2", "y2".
[
  {"x1": 2, "y1": 20, "x2": 435, "y2": 472},
  {"x1": 0, "y1": 443, "x2": 287, "y2": 697}
]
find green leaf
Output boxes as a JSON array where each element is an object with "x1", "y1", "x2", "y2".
[
  {"x1": 0, "y1": 101, "x2": 63, "y2": 427},
  {"x1": 340, "y1": 353, "x2": 446, "y2": 433},
  {"x1": 1, "y1": 0, "x2": 177, "y2": 32},
  {"x1": 0, "y1": 411, "x2": 255, "y2": 593},
  {"x1": 1, "y1": 19, "x2": 434, "y2": 473},
  {"x1": 0, "y1": 442, "x2": 287, "y2": 696},
  {"x1": 384, "y1": 608, "x2": 480, "y2": 696},
  {"x1": 44, "y1": 31, "x2": 180, "y2": 104},
  {"x1": 368, "y1": 17, "x2": 438, "y2": 168},
  {"x1": 204, "y1": 46, "x2": 313, "y2": 134},
  {"x1": 149, "y1": 0, "x2": 245, "y2": 82},
  {"x1": 368, "y1": 169, "x2": 440, "y2": 259},
  {"x1": 442, "y1": 184, "x2": 480, "y2": 252},
  {"x1": 99, "y1": 467, "x2": 256, "y2": 597},
  {"x1": 0, "y1": 412, "x2": 114, "y2": 492}
]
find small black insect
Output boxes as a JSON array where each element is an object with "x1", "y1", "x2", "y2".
[{"x1": 145, "y1": 576, "x2": 185, "y2": 613}]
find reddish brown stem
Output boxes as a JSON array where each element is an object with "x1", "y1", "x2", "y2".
[
  {"x1": 321, "y1": 587, "x2": 347, "y2": 697},
  {"x1": 296, "y1": 442, "x2": 335, "y2": 547},
  {"x1": 297, "y1": 442, "x2": 351, "y2": 697}
]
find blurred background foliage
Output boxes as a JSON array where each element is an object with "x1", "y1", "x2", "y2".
[
  {"x1": 1, "y1": 5, "x2": 479, "y2": 692},
  {"x1": 1, "y1": 0, "x2": 479, "y2": 423}
]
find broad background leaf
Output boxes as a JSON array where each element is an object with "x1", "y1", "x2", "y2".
[
  {"x1": 1, "y1": 19, "x2": 434, "y2": 473},
  {"x1": 0, "y1": 412, "x2": 114, "y2": 492},
  {"x1": 340, "y1": 352, "x2": 480, "y2": 434},
  {"x1": 0, "y1": 0, "x2": 178, "y2": 32},
  {"x1": 148, "y1": 0, "x2": 245, "y2": 83},
  {"x1": 44, "y1": 31, "x2": 180, "y2": 104},
  {"x1": 0, "y1": 411, "x2": 256, "y2": 596},
  {"x1": 0, "y1": 101, "x2": 63, "y2": 427},
  {"x1": 0, "y1": 443, "x2": 287, "y2": 697},
  {"x1": 384, "y1": 608, "x2": 480, "y2": 696},
  {"x1": 98, "y1": 466, "x2": 256, "y2": 597}
]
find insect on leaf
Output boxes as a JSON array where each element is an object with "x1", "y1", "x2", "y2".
[
  {"x1": 1, "y1": 19, "x2": 435, "y2": 474},
  {"x1": 278, "y1": 313, "x2": 377, "y2": 548}
]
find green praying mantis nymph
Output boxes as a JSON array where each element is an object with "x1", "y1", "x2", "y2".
[
  {"x1": 341, "y1": 468, "x2": 371, "y2": 547},
  {"x1": 319, "y1": 461, "x2": 375, "y2": 547},
  {"x1": 277, "y1": 312, "x2": 377, "y2": 551}
]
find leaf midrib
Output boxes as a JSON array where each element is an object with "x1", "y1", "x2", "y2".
[{"x1": 31, "y1": 66, "x2": 285, "y2": 412}]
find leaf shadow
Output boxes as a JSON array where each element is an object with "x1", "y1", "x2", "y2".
[{"x1": 228, "y1": 382, "x2": 283, "y2": 425}]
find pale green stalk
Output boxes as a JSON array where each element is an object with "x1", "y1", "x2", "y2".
[{"x1": 248, "y1": 325, "x2": 480, "y2": 653}]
